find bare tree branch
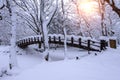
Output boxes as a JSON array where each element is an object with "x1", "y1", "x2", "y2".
[{"x1": 105, "y1": 0, "x2": 120, "y2": 17}]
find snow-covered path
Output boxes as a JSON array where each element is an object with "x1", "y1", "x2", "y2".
[{"x1": 0, "y1": 46, "x2": 120, "y2": 80}]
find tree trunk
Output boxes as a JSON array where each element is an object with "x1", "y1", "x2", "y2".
[
  {"x1": 9, "y1": 8, "x2": 18, "y2": 69},
  {"x1": 42, "y1": 23, "x2": 49, "y2": 61},
  {"x1": 63, "y1": 27, "x2": 68, "y2": 59}
]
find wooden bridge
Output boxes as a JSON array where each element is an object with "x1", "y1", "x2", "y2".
[{"x1": 16, "y1": 34, "x2": 107, "y2": 52}]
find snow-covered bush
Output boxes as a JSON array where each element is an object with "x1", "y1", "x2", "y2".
[{"x1": 0, "y1": 67, "x2": 8, "y2": 77}]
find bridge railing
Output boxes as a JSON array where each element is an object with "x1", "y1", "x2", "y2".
[
  {"x1": 47, "y1": 35, "x2": 106, "y2": 51},
  {"x1": 16, "y1": 34, "x2": 107, "y2": 51}
]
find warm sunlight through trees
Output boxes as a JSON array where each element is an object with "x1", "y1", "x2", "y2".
[{"x1": 78, "y1": 0, "x2": 99, "y2": 16}]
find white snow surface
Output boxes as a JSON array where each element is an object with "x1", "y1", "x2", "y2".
[{"x1": 0, "y1": 45, "x2": 120, "y2": 80}]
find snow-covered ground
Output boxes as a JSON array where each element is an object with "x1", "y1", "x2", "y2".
[{"x1": 0, "y1": 45, "x2": 120, "y2": 80}]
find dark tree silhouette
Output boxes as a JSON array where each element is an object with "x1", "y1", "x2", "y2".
[
  {"x1": 0, "y1": 3, "x2": 5, "y2": 20},
  {"x1": 105, "y1": 0, "x2": 120, "y2": 17}
]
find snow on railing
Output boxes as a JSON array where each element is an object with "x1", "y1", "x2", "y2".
[
  {"x1": 16, "y1": 34, "x2": 107, "y2": 51},
  {"x1": 17, "y1": 35, "x2": 42, "y2": 41}
]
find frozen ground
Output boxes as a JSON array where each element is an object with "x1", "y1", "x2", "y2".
[{"x1": 0, "y1": 45, "x2": 120, "y2": 80}]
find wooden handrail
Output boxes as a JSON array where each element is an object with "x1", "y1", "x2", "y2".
[{"x1": 16, "y1": 35, "x2": 107, "y2": 51}]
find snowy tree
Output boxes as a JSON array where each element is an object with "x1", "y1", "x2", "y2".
[
  {"x1": 40, "y1": 0, "x2": 58, "y2": 60},
  {"x1": 6, "y1": 0, "x2": 18, "y2": 69},
  {"x1": 105, "y1": 0, "x2": 120, "y2": 17},
  {"x1": 13, "y1": 0, "x2": 58, "y2": 61},
  {"x1": 71, "y1": 0, "x2": 101, "y2": 38},
  {"x1": 98, "y1": 0, "x2": 108, "y2": 36},
  {"x1": 97, "y1": 0, "x2": 120, "y2": 37},
  {"x1": 49, "y1": 13, "x2": 74, "y2": 35},
  {"x1": 47, "y1": 0, "x2": 72, "y2": 59},
  {"x1": 13, "y1": 0, "x2": 42, "y2": 35},
  {"x1": 0, "y1": 1, "x2": 5, "y2": 20},
  {"x1": 53, "y1": 0, "x2": 69, "y2": 59}
]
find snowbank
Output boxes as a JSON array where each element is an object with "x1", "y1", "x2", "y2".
[
  {"x1": 11, "y1": 48, "x2": 120, "y2": 80},
  {"x1": 1, "y1": 46, "x2": 120, "y2": 80}
]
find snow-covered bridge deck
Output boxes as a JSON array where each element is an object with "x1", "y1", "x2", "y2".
[{"x1": 16, "y1": 34, "x2": 107, "y2": 52}]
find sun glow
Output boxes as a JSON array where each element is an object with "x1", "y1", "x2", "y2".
[
  {"x1": 80, "y1": 3, "x2": 93, "y2": 13},
  {"x1": 78, "y1": 0, "x2": 98, "y2": 16}
]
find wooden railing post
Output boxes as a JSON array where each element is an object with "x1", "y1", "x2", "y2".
[
  {"x1": 38, "y1": 37, "x2": 41, "y2": 48},
  {"x1": 34, "y1": 37, "x2": 36, "y2": 42},
  {"x1": 26, "y1": 39, "x2": 28, "y2": 45},
  {"x1": 88, "y1": 40, "x2": 90, "y2": 54},
  {"x1": 59, "y1": 36, "x2": 61, "y2": 44},
  {"x1": 79, "y1": 38, "x2": 81, "y2": 47},
  {"x1": 39, "y1": 42, "x2": 41, "y2": 48},
  {"x1": 31, "y1": 38, "x2": 33, "y2": 44},
  {"x1": 22, "y1": 40, "x2": 24, "y2": 45},
  {"x1": 38, "y1": 37, "x2": 43, "y2": 48},
  {"x1": 54, "y1": 36, "x2": 56, "y2": 43},
  {"x1": 71, "y1": 37, "x2": 74, "y2": 45},
  {"x1": 23, "y1": 39, "x2": 26, "y2": 44},
  {"x1": 41, "y1": 37, "x2": 43, "y2": 43},
  {"x1": 37, "y1": 37, "x2": 39, "y2": 42},
  {"x1": 28, "y1": 38, "x2": 30, "y2": 44},
  {"x1": 100, "y1": 40, "x2": 106, "y2": 51}
]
